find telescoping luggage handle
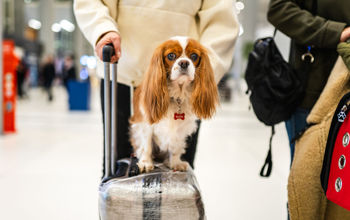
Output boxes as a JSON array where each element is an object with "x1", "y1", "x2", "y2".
[{"x1": 102, "y1": 44, "x2": 118, "y2": 180}]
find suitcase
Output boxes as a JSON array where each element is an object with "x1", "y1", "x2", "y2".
[{"x1": 98, "y1": 44, "x2": 206, "y2": 220}]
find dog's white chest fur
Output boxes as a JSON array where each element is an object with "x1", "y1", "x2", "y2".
[
  {"x1": 130, "y1": 98, "x2": 198, "y2": 172},
  {"x1": 131, "y1": 100, "x2": 198, "y2": 155},
  {"x1": 152, "y1": 109, "x2": 198, "y2": 153}
]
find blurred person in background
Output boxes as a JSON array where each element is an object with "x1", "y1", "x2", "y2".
[
  {"x1": 54, "y1": 50, "x2": 65, "y2": 85},
  {"x1": 17, "y1": 27, "x2": 43, "y2": 87},
  {"x1": 268, "y1": 0, "x2": 350, "y2": 219},
  {"x1": 74, "y1": 0, "x2": 239, "y2": 176},
  {"x1": 16, "y1": 58, "x2": 29, "y2": 99},
  {"x1": 62, "y1": 54, "x2": 77, "y2": 91},
  {"x1": 41, "y1": 55, "x2": 56, "y2": 101}
]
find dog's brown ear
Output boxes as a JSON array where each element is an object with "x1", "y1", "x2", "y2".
[
  {"x1": 191, "y1": 50, "x2": 218, "y2": 119},
  {"x1": 142, "y1": 44, "x2": 169, "y2": 124}
]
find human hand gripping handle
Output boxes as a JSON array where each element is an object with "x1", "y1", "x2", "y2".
[{"x1": 96, "y1": 31, "x2": 121, "y2": 63}]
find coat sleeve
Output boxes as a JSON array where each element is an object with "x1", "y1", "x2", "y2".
[
  {"x1": 198, "y1": 0, "x2": 239, "y2": 83},
  {"x1": 267, "y1": 0, "x2": 347, "y2": 49},
  {"x1": 73, "y1": 0, "x2": 119, "y2": 49}
]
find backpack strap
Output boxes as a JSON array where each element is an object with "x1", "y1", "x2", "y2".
[
  {"x1": 273, "y1": 28, "x2": 277, "y2": 38},
  {"x1": 260, "y1": 126, "x2": 275, "y2": 177}
]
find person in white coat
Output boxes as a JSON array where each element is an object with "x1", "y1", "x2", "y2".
[{"x1": 73, "y1": 0, "x2": 239, "y2": 176}]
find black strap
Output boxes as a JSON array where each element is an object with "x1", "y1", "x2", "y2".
[
  {"x1": 273, "y1": 28, "x2": 277, "y2": 38},
  {"x1": 260, "y1": 126, "x2": 275, "y2": 177},
  {"x1": 142, "y1": 174, "x2": 162, "y2": 220}
]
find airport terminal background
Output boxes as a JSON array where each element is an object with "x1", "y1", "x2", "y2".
[{"x1": 0, "y1": 1, "x2": 292, "y2": 219}]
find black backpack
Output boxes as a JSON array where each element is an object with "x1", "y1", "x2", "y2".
[
  {"x1": 245, "y1": 36, "x2": 309, "y2": 177},
  {"x1": 245, "y1": 37, "x2": 305, "y2": 126}
]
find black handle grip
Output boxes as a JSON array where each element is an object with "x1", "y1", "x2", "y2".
[{"x1": 102, "y1": 44, "x2": 115, "y2": 62}]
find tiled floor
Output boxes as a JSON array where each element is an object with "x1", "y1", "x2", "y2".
[{"x1": 0, "y1": 82, "x2": 290, "y2": 220}]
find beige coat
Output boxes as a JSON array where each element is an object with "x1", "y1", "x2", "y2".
[
  {"x1": 289, "y1": 57, "x2": 350, "y2": 219},
  {"x1": 73, "y1": 0, "x2": 239, "y2": 86}
]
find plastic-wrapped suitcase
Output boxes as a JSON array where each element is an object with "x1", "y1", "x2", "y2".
[{"x1": 98, "y1": 45, "x2": 206, "y2": 220}]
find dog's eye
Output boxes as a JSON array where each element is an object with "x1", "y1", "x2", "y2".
[
  {"x1": 190, "y1": 53, "x2": 198, "y2": 61},
  {"x1": 167, "y1": 53, "x2": 176, "y2": 61}
]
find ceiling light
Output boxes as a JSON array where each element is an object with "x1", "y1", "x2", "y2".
[
  {"x1": 28, "y1": 19, "x2": 41, "y2": 30},
  {"x1": 51, "y1": 23, "x2": 61, "y2": 32},
  {"x1": 236, "y1": 2, "x2": 245, "y2": 11},
  {"x1": 59, "y1": 20, "x2": 75, "y2": 32}
]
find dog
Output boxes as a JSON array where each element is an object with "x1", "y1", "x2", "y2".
[{"x1": 129, "y1": 36, "x2": 218, "y2": 173}]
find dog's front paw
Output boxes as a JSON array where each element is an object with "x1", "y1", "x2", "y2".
[
  {"x1": 137, "y1": 160, "x2": 154, "y2": 173},
  {"x1": 170, "y1": 160, "x2": 189, "y2": 172}
]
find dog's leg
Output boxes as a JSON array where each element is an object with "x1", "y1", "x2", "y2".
[
  {"x1": 136, "y1": 125, "x2": 154, "y2": 173},
  {"x1": 169, "y1": 143, "x2": 189, "y2": 171}
]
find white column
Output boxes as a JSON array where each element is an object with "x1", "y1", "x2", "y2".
[
  {"x1": 39, "y1": 0, "x2": 55, "y2": 57},
  {"x1": 14, "y1": 0, "x2": 25, "y2": 40}
]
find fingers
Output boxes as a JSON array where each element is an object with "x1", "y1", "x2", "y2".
[
  {"x1": 340, "y1": 27, "x2": 350, "y2": 43},
  {"x1": 111, "y1": 36, "x2": 121, "y2": 63},
  {"x1": 95, "y1": 31, "x2": 121, "y2": 62}
]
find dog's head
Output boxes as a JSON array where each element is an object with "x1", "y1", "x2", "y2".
[{"x1": 142, "y1": 36, "x2": 218, "y2": 124}]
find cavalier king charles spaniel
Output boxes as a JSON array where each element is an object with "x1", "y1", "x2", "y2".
[{"x1": 129, "y1": 36, "x2": 218, "y2": 173}]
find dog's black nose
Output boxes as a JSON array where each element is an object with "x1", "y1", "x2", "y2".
[{"x1": 179, "y1": 60, "x2": 189, "y2": 69}]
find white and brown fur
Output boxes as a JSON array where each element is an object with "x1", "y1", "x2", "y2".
[{"x1": 129, "y1": 36, "x2": 218, "y2": 173}]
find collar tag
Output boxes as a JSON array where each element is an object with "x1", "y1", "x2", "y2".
[{"x1": 174, "y1": 113, "x2": 185, "y2": 120}]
